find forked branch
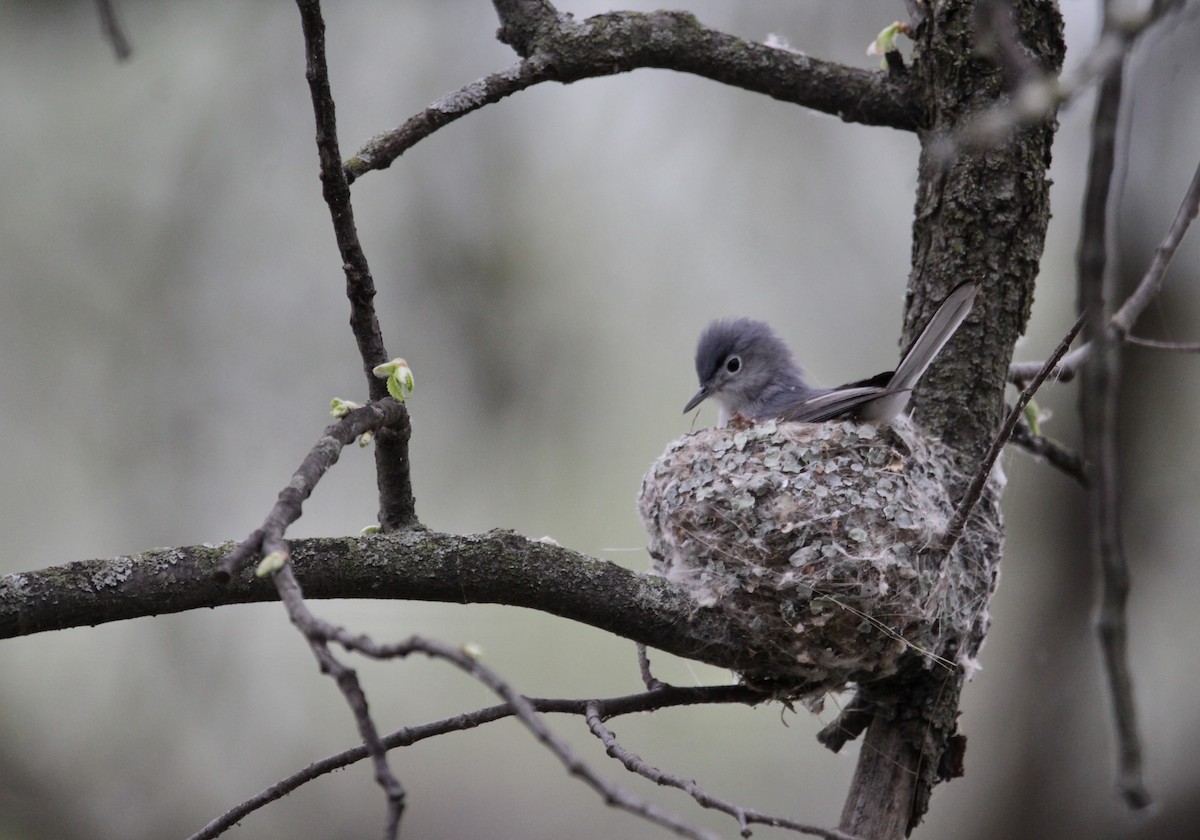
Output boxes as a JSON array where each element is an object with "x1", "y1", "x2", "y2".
[{"x1": 345, "y1": 0, "x2": 917, "y2": 181}]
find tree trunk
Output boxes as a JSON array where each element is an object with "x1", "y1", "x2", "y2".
[{"x1": 840, "y1": 1, "x2": 1065, "y2": 835}]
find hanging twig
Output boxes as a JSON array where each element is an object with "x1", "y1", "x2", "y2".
[{"x1": 815, "y1": 688, "x2": 874, "y2": 753}]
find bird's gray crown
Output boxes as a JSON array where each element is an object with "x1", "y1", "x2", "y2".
[
  {"x1": 687, "y1": 318, "x2": 815, "y2": 424},
  {"x1": 694, "y1": 318, "x2": 798, "y2": 384}
]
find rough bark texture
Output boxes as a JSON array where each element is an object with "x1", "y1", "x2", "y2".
[
  {"x1": 0, "y1": 532, "x2": 779, "y2": 677},
  {"x1": 839, "y1": 1, "x2": 1065, "y2": 836}
]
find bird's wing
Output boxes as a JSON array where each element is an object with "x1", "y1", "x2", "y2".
[{"x1": 777, "y1": 385, "x2": 909, "y2": 423}]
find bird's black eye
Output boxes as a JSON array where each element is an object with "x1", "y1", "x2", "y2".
[{"x1": 725, "y1": 356, "x2": 741, "y2": 374}]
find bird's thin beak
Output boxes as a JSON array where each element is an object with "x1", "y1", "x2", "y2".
[{"x1": 683, "y1": 385, "x2": 710, "y2": 414}]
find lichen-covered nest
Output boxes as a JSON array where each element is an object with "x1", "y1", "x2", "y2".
[{"x1": 638, "y1": 417, "x2": 1001, "y2": 695}]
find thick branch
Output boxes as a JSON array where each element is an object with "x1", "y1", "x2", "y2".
[
  {"x1": 346, "y1": 4, "x2": 917, "y2": 181},
  {"x1": 0, "y1": 531, "x2": 773, "y2": 676},
  {"x1": 492, "y1": 5, "x2": 918, "y2": 129}
]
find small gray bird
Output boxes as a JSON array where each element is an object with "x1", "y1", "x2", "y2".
[{"x1": 683, "y1": 279, "x2": 980, "y2": 426}]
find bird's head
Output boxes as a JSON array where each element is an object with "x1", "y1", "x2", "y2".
[{"x1": 684, "y1": 318, "x2": 799, "y2": 424}]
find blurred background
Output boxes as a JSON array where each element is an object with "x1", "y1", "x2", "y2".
[{"x1": 1, "y1": 1, "x2": 1199, "y2": 838}]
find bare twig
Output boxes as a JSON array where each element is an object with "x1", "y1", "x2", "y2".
[
  {"x1": 1009, "y1": 155, "x2": 1199, "y2": 383},
  {"x1": 586, "y1": 704, "x2": 859, "y2": 840},
  {"x1": 1111, "y1": 157, "x2": 1200, "y2": 337},
  {"x1": 1125, "y1": 336, "x2": 1200, "y2": 352},
  {"x1": 273, "y1": 561, "x2": 718, "y2": 840},
  {"x1": 94, "y1": 0, "x2": 132, "y2": 60},
  {"x1": 344, "y1": 1, "x2": 917, "y2": 182},
  {"x1": 272, "y1": 566, "x2": 406, "y2": 836},
  {"x1": 943, "y1": 312, "x2": 1086, "y2": 553},
  {"x1": 1075, "y1": 5, "x2": 1151, "y2": 806},
  {"x1": 296, "y1": 0, "x2": 387, "y2": 385},
  {"x1": 189, "y1": 684, "x2": 762, "y2": 840},
  {"x1": 295, "y1": 0, "x2": 416, "y2": 531},
  {"x1": 346, "y1": 60, "x2": 547, "y2": 182},
  {"x1": 216, "y1": 399, "x2": 408, "y2": 582},
  {"x1": 636, "y1": 644, "x2": 667, "y2": 691},
  {"x1": 1007, "y1": 343, "x2": 1091, "y2": 386},
  {"x1": 326, "y1": 627, "x2": 721, "y2": 840},
  {"x1": 1009, "y1": 156, "x2": 1199, "y2": 382},
  {"x1": 1007, "y1": 421, "x2": 1088, "y2": 486}
]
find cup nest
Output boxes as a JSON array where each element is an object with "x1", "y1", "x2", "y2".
[{"x1": 638, "y1": 417, "x2": 1001, "y2": 696}]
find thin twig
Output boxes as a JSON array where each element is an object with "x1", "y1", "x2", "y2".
[
  {"x1": 188, "y1": 684, "x2": 762, "y2": 840},
  {"x1": 296, "y1": 0, "x2": 387, "y2": 387},
  {"x1": 346, "y1": 59, "x2": 549, "y2": 182},
  {"x1": 942, "y1": 312, "x2": 1086, "y2": 553},
  {"x1": 1125, "y1": 336, "x2": 1200, "y2": 352},
  {"x1": 586, "y1": 703, "x2": 859, "y2": 840},
  {"x1": 94, "y1": 0, "x2": 132, "y2": 60},
  {"x1": 1007, "y1": 421, "x2": 1088, "y2": 486},
  {"x1": 295, "y1": 0, "x2": 416, "y2": 530},
  {"x1": 1111, "y1": 156, "x2": 1200, "y2": 337},
  {"x1": 1007, "y1": 343, "x2": 1091, "y2": 385},
  {"x1": 216, "y1": 400, "x2": 408, "y2": 581},
  {"x1": 273, "y1": 566, "x2": 406, "y2": 836},
  {"x1": 1009, "y1": 156, "x2": 1200, "y2": 382},
  {"x1": 331, "y1": 629, "x2": 721, "y2": 840},
  {"x1": 1075, "y1": 7, "x2": 1151, "y2": 806},
  {"x1": 212, "y1": 580, "x2": 725, "y2": 840},
  {"x1": 637, "y1": 644, "x2": 667, "y2": 690}
]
